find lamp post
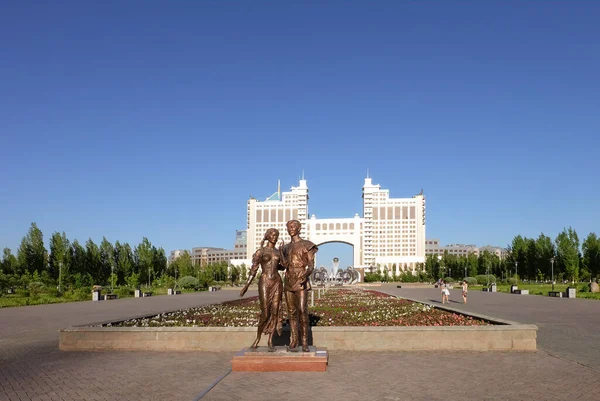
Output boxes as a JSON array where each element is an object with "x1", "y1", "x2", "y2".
[
  {"x1": 437, "y1": 255, "x2": 443, "y2": 280},
  {"x1": 464, "y1": 264, "x2": 467, "y2": 280},
  {"x1": 111, "y1": 262, "x2": 114, "y2": 294},
  {"x1": 58, "y1": 261, "x2": 63, "y2": 294},
  {"x1": 515, "y1": 261, "x2": 518, "y2": 284},
  {"x1": 550, "y1": 257, "x2": 555, "y2": 291}
]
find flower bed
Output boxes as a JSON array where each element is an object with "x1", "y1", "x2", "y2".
[{"x1": 106, "y1": 288, "x2": 489, "y2": 328}]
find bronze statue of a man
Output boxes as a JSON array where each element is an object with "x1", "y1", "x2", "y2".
[{"x1": 281, "y1": 219, "x2": 318, "y2": 352}]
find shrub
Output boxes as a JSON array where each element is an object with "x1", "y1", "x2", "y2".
[
  {"x1": 72, "y1": 288, "x2": 90, "y2": 301},
  {"x1": 116, "y1": 287, "x2": 133, "y2": 298},
  {"x1": 463, "y1": 277, "x2": 477, "y2": 285},
  {"x1": 506, "y1": 277, "x2": 517, "y2": 285},
  {"x1": 125, "y1": 273, "x2": 140, "y2": 289},
  {"x1": 178, "y1": 276, "x2": 198, "y2": 289},
  {"x1": 28, "y1": 281, "x2": 46, "y2": 298},
  {"x1": 399, "y1": 272, "x2": 418, "y2": 283},
  {"x1": 475, "y1": 275, "x2": 496, "y2": 285},
  {"x1": 443, "y1": 277, "x2": 453, "y2": 283},
  {"x1": 364, "y1": 272, "x2": 383, "y2": 283},
  {"x1": 579, "y1": 284, "x2": 589, "y2": 293}
]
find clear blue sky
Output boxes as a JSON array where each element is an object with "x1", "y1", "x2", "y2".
[{"x1": 1, "y1": 1, "x2": 598, "y2": 269}]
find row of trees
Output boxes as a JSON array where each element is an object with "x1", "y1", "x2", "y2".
[
  {"x1": 0, "y1": 223, "x2": 250, "y2": 294},
  {"x1": 420, "y1": 227, "x2": 600, "y2": 283},
  {"x1": 2, "y1": 223, "x2": 598, "y2": 293}
]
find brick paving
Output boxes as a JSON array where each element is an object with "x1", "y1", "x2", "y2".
[
  {"x1": 206, "y1": 351, "x2": 599, "y2": 401},
  {"x1": 1, "y1": 286, "x2": 599, "y2": 401},
  {"x1": 380, "y1": 284, "x2": 600, "y2": 371}
]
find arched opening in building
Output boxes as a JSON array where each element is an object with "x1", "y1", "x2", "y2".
[{"x1": 314, "y1": 241, "x2": 357, "y2": 281}]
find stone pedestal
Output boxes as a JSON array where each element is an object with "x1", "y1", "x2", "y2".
[
  {"x1": 134, "y1": 289, "x2": 141, "y2": 298},
  {"x1": 92, "y1": 290, "x2": 101, "y2": 302},
  {"x1": 231, "y1": 346, "x2": 328, "y2": 372}
]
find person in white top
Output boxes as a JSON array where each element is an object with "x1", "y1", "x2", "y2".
[
  {"x1": 441, "y1": 280, "x2": 450, "y2": 304},
  {"x1": 462, "y1": 280, "x2": 468, "y2": 304}
]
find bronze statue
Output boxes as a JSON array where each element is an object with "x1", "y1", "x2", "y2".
[
  {"x1": 281, "y1": 219, "x2": 318, "y2": 352},
  {"x1": 240, "y1": 228, "x2": 285, "y2": 352}
]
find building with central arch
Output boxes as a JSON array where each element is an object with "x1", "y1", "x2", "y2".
[{"x1": 238, "y1": 176, "x2": 426, "y2": 278}]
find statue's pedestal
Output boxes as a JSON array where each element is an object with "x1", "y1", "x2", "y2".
[{"x1": 231, "y1": 346, "x2": 328, "y2": 372}]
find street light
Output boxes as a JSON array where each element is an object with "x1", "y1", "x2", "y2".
[
  {"x1": 111, "y1": 262, "x2": 114, "y2": 294},
  {"x1": 58, "y1": 261, "x2": 63, "y2": 294},
  {"x1": 437, "y1": 255, "x2": 443, "y2": 279},
  {"x1": 515, "y1": 261, "x2": 519, "y2": 285},
  {"x1": 550, "y1": 257, "x2": 555, "y2": 291}
]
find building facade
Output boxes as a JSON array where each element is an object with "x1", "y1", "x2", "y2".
[
  {"x1": 425, "y1": 239, "x2": 506, "y2": 259},
  {"x1": 191, "y1": 246, "x2": 247, "y2": 267},
  {"x1": 243, "y1": 176, "x2": 426, "y2": 276},
  {"x1": 168, "y1": 249, "x2": 186, "y2": 265}
]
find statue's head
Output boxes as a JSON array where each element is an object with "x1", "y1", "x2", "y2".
[
  {"x1": 286, "y1": 220, "x2": 301, "y2": 236},
  {"x1": 264, "y1": 228, "x2": 279, "y2": 242}
]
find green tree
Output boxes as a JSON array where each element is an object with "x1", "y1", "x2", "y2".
[
  {"x1": 478, "y1": 250, "x2": 494, "y2": 276},
  {"x1": 48, "y1": 231, "x2": 70, "y2": 292},
  {"x1": 48, "y1": 232, "x2": 70, "y2": 279},
  {"x1": 152, "y1": 247, "x2": 168, "y2": 279},
  {"x1": 85, "y1": 238, "x2": 101, "y2": 283},
  {"x1": 229, "y1": 265, "x2": 240, "y2": 285},
  {"x1": 135, "y1": 237, "x2": 154, "y2": 286},
  {"x1": 582, "y1": 232, "x2": 600, "y2": 280},
  {"x1": 555, "y1": 227, "x2": 580, "y2": 284},
  {"x1": 114, "y1": 241, "x2": 134, "y2": 283},
  {"x1": 99, "y1": 237, "x2": 114, "y2": 286},
  {"x1": 170, "y1": 251, "x2": 193, "y2": 278},
  {"x1": 507, "y1": 235, "x2": 527, "y2": 278},
  {"x1": 16, "y1": 222, "x2": 48, "y2": 275},
  {"x1": 1, "y1": 248, "x2": 18, "y2": 275},
  {"x1": 70, "y1": 240, "x2": 86, "y2": 275},
  {"x1": 534, "y1": 233, "x2": 555, "y2": 280},
  {"x1": 467, "y1": 253, "x2": 478, "y2": 277}
]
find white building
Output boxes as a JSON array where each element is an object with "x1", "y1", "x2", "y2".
[
  {"x1": 425, "y1": 239, "x2": 507, "y2": 259},
  {"x1": 241, "y1": 176, "x2": 426, "y2": 277},
  {"x1": 479, "y1": 245, "x2": 508, "y2": 259},
  {"x1": 168, "y1": 249, "x2": 187, "y2": 265}
]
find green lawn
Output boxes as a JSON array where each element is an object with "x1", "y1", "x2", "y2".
[
  {"x1": 0, "y1": 287, "x2": 204, "y2": 308},
  {"x1": 471, "y1": 283, "x2": 600, "y2": 299}
]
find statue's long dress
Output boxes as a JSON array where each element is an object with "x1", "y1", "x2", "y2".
[{"x1": 250, "y1": 247, "x2": 283, "y2": 336}]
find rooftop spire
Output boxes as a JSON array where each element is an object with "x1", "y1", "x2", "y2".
[
  {"x1": 366, "y1": 168, "x2": 370, "y2": 178},
  {"x1": 278, "y1": 179, "x2": 281, "y2": 198},
  {"x1": 301, "y1": 169, "x2": 305, "y2": 180}
]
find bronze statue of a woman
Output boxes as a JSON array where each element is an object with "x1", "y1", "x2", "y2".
[{"x1": 239, "y1": 228, "x2": 285, "y2": 351}]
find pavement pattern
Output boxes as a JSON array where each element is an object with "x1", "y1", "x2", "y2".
[{"x1": 1, "y1": 285, "x2": 599, "y2": 401}]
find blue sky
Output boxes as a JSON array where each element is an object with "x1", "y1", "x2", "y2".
[{"x1": 1, "y1": 1, "x2": 599, "y2": 268}]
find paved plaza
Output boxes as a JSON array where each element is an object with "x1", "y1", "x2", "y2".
[{"x1": 1, "y1": 286, "x2": 599, "y2": 401}]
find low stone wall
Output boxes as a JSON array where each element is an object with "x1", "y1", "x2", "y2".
[
  {"x1": 59, "y1": 296, "x2": 537, "y2": 352},
  {"x1": 59, "y1": 324, "x2": 536, "y2": 352}
]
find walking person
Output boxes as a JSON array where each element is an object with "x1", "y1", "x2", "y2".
[
  {"x1": 441, "y1": 280, "x2": 450, "y2": 304},
  {"x1": 462, "y1": 280, "x2": 468, "y2": 304}
]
